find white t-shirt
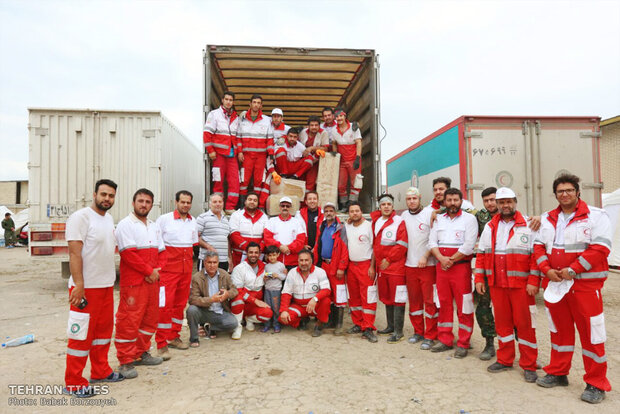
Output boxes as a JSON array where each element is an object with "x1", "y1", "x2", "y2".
[
  {"x1": 401, "y1": 208, "x2": 437, "y2": 267},
  {"x1": 65, "y1": 207, "x2": 116, "y2": 288},
  {"x1": 345, "y1": 220, "x2": 373, "y2": 262}
]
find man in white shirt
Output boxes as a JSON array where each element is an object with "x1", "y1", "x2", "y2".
[
  {"x1": 64, "y1": 179, "x2": 122, "y2": 398},
  {"x1": 229, "y1": 192, "x2": 268, "y2": 267},
  {"x1": 429, "y1": 188, "x2": 478, "y2": 358},
  {"x1": 273, "y1": 127, "x2": 314, "y2": 180},
  {"x1": 196, "y1": 193, "x2": 230, "y2": 272},
  {"x1": 263, "y1": 197, "x2": 307, "y2": 269}
]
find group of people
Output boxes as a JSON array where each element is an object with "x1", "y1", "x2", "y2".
[
  {"x1": 204, "y1": 90, "x2": 363, "y2": 212},
  {"x1": 62, "y1": 171, "x2": 612, "y2": 405}
]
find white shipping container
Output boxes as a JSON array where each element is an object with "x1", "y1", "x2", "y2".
[{"x1": 27, "y1": 108, "x2": 204, "y2": 273}]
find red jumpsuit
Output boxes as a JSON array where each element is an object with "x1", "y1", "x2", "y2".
[
  {"x1": 229, "y1": 209, "x2": 267, "y2": 267},
  {"x1": 371, "y1": 211, "x2": 408, "y2": 306},
  {"x1": 230, "y1": 260, "x2": 273, "y2": 323},
  {"x1": 315, "y1": 220, "x2": 349, "y2": 307},
  {"x1": 237, "y1": 111, "x2": 274, "y2": 197},
  {"x1": 279, "y1": 265, "x2": 332, "y2": 327}
]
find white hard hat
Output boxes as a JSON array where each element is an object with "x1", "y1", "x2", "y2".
[
  {"x1": 495, "y1": 187, "x2": 516, "y2": 200},
  {"x1": 279, "y1": 196, "x2": 292, "y2": 205},
  {"x1": 323, "y1": 202, "x2": 337, "y2": 210},
  {"x1": 272, "y1": 108, "x2": 283, "y2": 116}
]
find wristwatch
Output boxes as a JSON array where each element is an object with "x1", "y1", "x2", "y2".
[
  {"x1": 313, "y1": 296, "x2": 319, "y2": 302},
  {"x1": 567, "y1": 268, "x2": 577, "y2": 277}
]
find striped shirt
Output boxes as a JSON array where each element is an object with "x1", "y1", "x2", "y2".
[{"x1": 196, "y1": 210, "x2": 230, "y2": 261}]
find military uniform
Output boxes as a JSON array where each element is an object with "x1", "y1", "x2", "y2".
[
  {"x1": 2, "y1": 217, "x2": 16, "y2": 246},
  {"x1": 474, "y1": 209, "x2": 497, "y2": 344}
]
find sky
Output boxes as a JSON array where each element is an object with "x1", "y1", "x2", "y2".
[{"x1": 0, "y1": 0, "x2": 619, "y2": 182}]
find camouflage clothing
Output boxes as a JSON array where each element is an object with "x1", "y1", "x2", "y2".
[{"x1": 474, "y1": 209, "x2": 496, "y2": 338}]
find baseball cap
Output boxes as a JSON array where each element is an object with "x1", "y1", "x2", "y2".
[
  {"x1": 272, "y1": 108, "x2": 283, "y2": 116},
  {"x1": 495, "y1": 187, "x2": 516, "y2": 200},
  {"x1": 543, "y1": 279, "x2": 574, "y2": 303},
  {"x1": 406, "y1": 187, "x2": 420, "y2": 196},
  {"x1": 323, "y1": 202, "x2": 337, "y2": 210},
  {"x1": 279, "y1": 196, "x2": 292, "y2": 205}
]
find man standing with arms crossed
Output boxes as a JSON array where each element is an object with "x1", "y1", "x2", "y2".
[
  {"x1": 345, "y1": 201, "x2": 378, "y2": 342},
  {"x1": 429, "y1": 188, "x2": 478, "y2": 358},
  {"x1": 204, "y1": 90, "x2": 239, "y2": 213},
  {"x1": 114, "y1": 188, "x2": 167, "y2": 379},
  {"x1": 155, "y1": 190, "x2": 198, "y2": 360},
  {"x1": 401, "y1": 187, "x2": 438, "y2": 350},
  {"x1": 229, "y1": 192, "x2": 267, "y2": 267},
  {"x1": 332, "y1": 107, "x2": 363, "y2": 212},
  {"x1": 474, "y1": 187, "x2": 540, "y2": 383},
  {"x1": 533, "y1": 174, "x2": 612, "y2": 404},
  {"x1": 64, "y1": 179, "x2": 122, "y2": 398}
]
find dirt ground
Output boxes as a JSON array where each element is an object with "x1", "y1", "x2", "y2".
[{"x1": 1, "y1": 248, "x2": 619, "y2": 413}]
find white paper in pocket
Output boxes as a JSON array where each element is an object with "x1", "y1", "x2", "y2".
[
  {"x1": 159, "y1": 286, "x2": 166, "y2": 308},
  {"x1": 395, "y1": 285, "x2": 408, "y2": 303},
  {"x1": 67, "y1": 310, "x2": 90, "y2": 341},
  {"x1": 462, "y1": 293, "x2": 474, "y2": 314},
  {"x1": 529, "y1": 304, "x2": 537, "y2": 329},
  {"x1": 590, "y1": 313, "x2": 606, "y2": 345},
  {"x1": 433, "y1": 284, "x2": 440, "y2": 308},
  {"x1": 212, "y1": 167, "x2": 221, "y2": 182},
  {"x1": 239, "y1": 168, "x2": 245, "y2": 182},
  {"x1": 336, "y1": 284, "x2": 348, "y2": 304},
  {"x1": 545, "y1": 307, "x2": 557, "y2": 333},
  {"x1": 367, "y1": 285, "x2": 378, "y2": 304}
]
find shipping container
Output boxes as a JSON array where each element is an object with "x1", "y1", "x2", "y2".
[
  {"x1": 203, "y1": 45, "x2": 381, "y2": 212},
  {"x1": 27, "y1": 108, "x2": 204, "y2": 276},
  {"x1": 387, "y1": 116, "x2": 602, "y2": 214}
]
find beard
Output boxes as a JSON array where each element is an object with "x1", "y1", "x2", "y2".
[{"x1": 95, "y1": 201, "x2": 112, "y2": 211}]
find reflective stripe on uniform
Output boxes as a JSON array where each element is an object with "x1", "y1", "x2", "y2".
[
  {"x1": 231, "y1": 300, "x2": 244, "y2": 307},
  {"x1": 157, "y1": 323, "x2": 172, "y2": 329},
  {"x1": 409, "y1": 310, "x2": 424, "y2": 316},
  {"x1": 551, "y1": 343, "x2": 575, "y2": 352},
  {"x1": 350, "y1": 306, "x2": 363, "y2": 311},
  {"x1": 363, "y1": 309, "x2": 376, "y2": 315},
  {"x1": 138, "y1": 329, "x2": 155, "y2": 336},
  {"x1": 578, "y1": 256, "x2": 592, "y2": 271},
  {"x1": 575, "y1": 271, "x2": 608, "y2": 280},
  {"x1": 91, "y1": 338, "x2": 111, "y2": 345},
  {"x1": 459, "y1": 324, "x2": 473, "y2": 333},
  {"x1": 438, "y1": 322, "x2": 453, "y2": 328},
  {"x1": 536, "y1": 255, "x2": 549, "y2": 265},
  {"x1": 289, "y1": 307, "x2": 302, "y2": 317},
  {"x1": 171, "y1": 318, "x2": 184, "y2": 325},
  {"x1": 582, "y1": 349, "x2": 607, "y2": 364},
  {"x1": 518, "y1": 338, "x2": 538, "y2": 349},
  {"x1": 114, "y1": 338, "x2": 137, "y2": 343},
  {"x1": 507, "y1": 271, "x2": 529, "y2": 278},
  {"x1": 498, "y1": 334, "x2": 515, "y2": 343},
  {"x1": 67, "y1": 348, "x2": 89, "y2": 357},
  {"x1": 424, "y1": 311, "x2": 439, "y2": 319}
]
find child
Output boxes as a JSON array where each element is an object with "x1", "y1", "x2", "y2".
[{"x1": 261, "y1": 245, "x2": 287, "y2": 333}]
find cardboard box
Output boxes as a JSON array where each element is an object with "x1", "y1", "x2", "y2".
[
  {"x1": 270, "y1": 177, "x2": 306, "y2": 199},
  {"x1": 316, "y1": 152, "x2": 340, "y2": 208}
]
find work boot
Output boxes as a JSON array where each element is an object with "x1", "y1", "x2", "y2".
[
  {"x1": 387, "y1": 306, "x2": 405, "y2": 343},
  {"x1": 338, "y1": 198, "x2": 349, "y2": 213},
  {"x1": 479, "y1": 337, "x2": 496, "y2": 360},
  {"x1": 238, "y1": 195, "x2": 246, "y2": 209},
  {"x1": 420, "y1": 339, "x2": 435, "y2": 350},
  {"x1": 157, "y1": 346, "x2": 171, "y2": 361},
  {"x1": 536, "y1": 374, "x2": 569, "y2": 388},
  {"x1": 333, "y1": 307, "x2": 345, "y2": 336},
  {"x1": 312, "y1": 322, "x2": 323, "y2": 337},
  {"x1": 298, "y1": 317, "x2": 310, "y2": 330},
  {"x1": 377, "y1": 305, "x2": 394, "y2": 335},
  {"x1": 454, "y1": 346, "x2": 468, "y2": 358},
  {"x1": 168, "y1": 337, "x2": 189, "y2": 350},
  {"x1": 118, "y1": 364, "x2": 138, "y2": 379},
  {"x1": 524, "y1": 370, "x2": 538, "y2": 383},
  {"x1": 408, "y1": 333, "x2": 424, "y2": 344},
  {"x1": 231, "y1": 312, "x2": 243, "y2": 340},
  {"x1": 581, "y1": 384, "x2": 606, "y2": 404},
  {"x1": 245, "y1": 315, "x2": 260, "y2": 332},
  {"x1": 347, "y1": 325, "x2": 362, "y2": 334},
  {"x1": 430, "y1": 342, "x2": 453, "y2": 353},
  {"x1": 487, "y1": 362, "x2": 512, "y2": 373},
  {"x1": 362, "y1": 328, "x2": 378, "y2": 343},
  {"x1": 134, "y1": 352, "x2": 163, "y2": 366},
  {"x1": 326, "y1": 304, "x2": 337, "y2": 329}
]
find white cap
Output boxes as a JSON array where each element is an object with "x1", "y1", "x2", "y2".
[
  {"x1": 279, "y1": 196, "x2": 292, "y2": 205},
  {"x1": 543, "y1": 279, "x2": 574, "y2": 303},
  {"x1": 323, "y1": 202, "x2": 337, "y2": 210},
  {"x1": 495, "y1": 187, "x2": 516, "y2": 200},
  {"x1": 272, "y1": 108, "x2": 283, "y2": 116}
]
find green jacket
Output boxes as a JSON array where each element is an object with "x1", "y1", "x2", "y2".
[
  {"x1": 2, "y1": 218, "x2": 15, "y2": 232},
  {"x1": 475, "y1": 209, "x2": 494, "y2": 236}
]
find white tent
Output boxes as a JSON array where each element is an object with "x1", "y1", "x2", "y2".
[
  {"x1": 0, "y1": 207, "x2": 29, "y2": 241},
  {"x1": 603, "y1": 189, "x2": 620, "y2": 267}
]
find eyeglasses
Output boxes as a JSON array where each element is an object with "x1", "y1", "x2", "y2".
[{"x1": 556, "y1": 189, "x2": 576, "y2": 195}]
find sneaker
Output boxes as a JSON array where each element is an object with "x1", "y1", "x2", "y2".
[
  {"x1": 454, "y1": 346, "x2": 468, "y2": 359},
  {"x1": 311, "y1": 323, "x2": 322, "y2": 337},
  {"x1": 431, "y1": 342, "x2": 453, "y2": 353},
  {"x1": 408, "y1": 334, "x2": 424, "y2": 344},
  {"x1": 524, "y1": 370, "x2": 538, "y2": 383},
  {"x1": 168, "y1": 338, "x2": 189, "y2": 350},
  {"x1": 387, "y1": 333, "x2": 405, "y2": 344},
  {"x1": 260, "y1": 325, "x2": 271, "y2": 333},
  {"x1": 362, "y1": 328, "x2": 378, "y2": 343},
  {"x1": 118, "y1": 364, "x2": 138, "y2": 379},
  {"x1": 487, "y1": 362, "x2": 512, "y2": 373},
  {"x1": 63, "y1": 386, "x2": 96, "y2": 398},
  {"x1": 298, "y1": 317, "x2": 310, "y2": 331},
  {"x1": 536, "y1": 374, "x2": 569, "y2": 388},
  {"x1": 274, "y1": 325, "x2": 281, "y2": 333},
  {"x1": 157, "y1": 346, "x2": 171, "y2": 361},
  {"x1": 134, "y1": 352, "x2": 163, "y2": 366},
  {"x1": 347, "y1": 325, "x2": 362, "y2": 334},
  {"x1": 581, "y1": 384, "x2": 606, "y2": 404},
  {"x1": 90, "y1": 371, "x2": 125, "y2": 383},
  {"x1": 420, "y1": 339, "x2": 435, "y2": 350}
]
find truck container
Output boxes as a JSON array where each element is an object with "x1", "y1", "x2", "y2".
[
  {"x1": 203, "y1": 45, "x2": 381, "y2": 212},
  {"x1": 27, "y1": 108, "x2": 204, "y2": 277},
  {"x1": 387, "y1": 116, "x2": 602, "y2": 214}
]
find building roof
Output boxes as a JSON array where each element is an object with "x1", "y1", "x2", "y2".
[{"x1": 601, "y1": 116, "x2": 620, "y2": 127}]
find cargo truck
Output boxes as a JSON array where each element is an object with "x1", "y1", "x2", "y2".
[
  {"x1": 203, "y1": 45, "x2": 382, "y2": 212},
  {"x1": 27, "y1": 108, "x2": 204, "y2": 277},
  {"x1": 387, "y1": 116, "x2": 603, "y2": 214}
]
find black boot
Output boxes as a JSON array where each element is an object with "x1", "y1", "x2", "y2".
[
  {"x1": 326, "y1": 304, "x2": 337, "y2": 329},
  {"x1": 238, "y1": 195, "x2": 246, "y2": 210},
  {"x1": 387, "y1": 306, "x2": 405, "y2": 343},
  {"x1": 479, "y1": 337, "x2": 496, "y2": 360},
  {"x1": 333, "y1": 307, "x2": 345, "y2": 336},
  {"x1": 311, "y1": 321, "x2": 323, "y2": 337},
  {"x1": 377, "y1": 305, "x2": 394, "y2": 335}
]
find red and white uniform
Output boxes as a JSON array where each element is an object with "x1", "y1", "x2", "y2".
[
  {"x1": 533, "y1": 200, "x2": 612, "y2": 391},
  {"x1": 272, "y1": 122, "x2": 290, "y2": 146},
  {"x1": 299, "y1": 128, "x2": 330, "y2": 191},
  {"x1": 230, "y1": 260, "x2": 273, "y2": 323},
  {"x1": 203, "y1": 106, "x2": 240, "y2": 210},
  {"x1": 295, "y1": 206, "x2": 324, "y2": 249},
  {"x1": 278, "y1": 265, "x2": 331, "y2": 327},
  {"x1": 64, "y1": 207, "x2": 116, "y2": 390},
  {"x1": 155, "y1": 211, "x2": 198, "y2": 349},
  {"x1": 474, "y1": 211, "x2": 540, "y2": 371},
  {"x1": 333, "y1": 121, "x2": 362, "y2": 202},
  {"x1": 237, "y1": 111, "x2": 274, "y2": 196},
  {"x1": 315, "y1": 220, "x2": 349, "y2": 307},
  {"x1": 345, "y1": 220, "x2": 376, "y2": 330},
  {"x1": 263, "y1": 215, "x2": 307, "y2": 267},
  {"x1": 402, "y1": 208, "x2": 438, "y2": 340},
  {"x1": 429, "y1": 209, "x2": 478, "y2": 349},
  {"x1": 274, "y1": 140, "x2": 314, "y2": 178},
  {"x1": 229, "y1": 208, "x2": 268, "y2": 266},
  {"x1": 114, "y1": 213, "x2": 167, "y2": 365},
  {"x1": 371, "y1": 210, "x2": 408, "y2": 306}
]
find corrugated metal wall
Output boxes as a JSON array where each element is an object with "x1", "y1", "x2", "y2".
[{"x1": 601, "y1": 121, "x2": 620, "y2": 192}]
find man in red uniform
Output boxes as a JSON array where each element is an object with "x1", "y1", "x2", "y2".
[
  {"x1": 429, "y1": 188, "x2": 478, "y2": 358},
  {"x1": 114, "y1": 188, "x2": 167, "y2": 379},
  {"x1": 155, "y1": 190, "x2": 198, "y2": 360},
  {"x1": 64, "y1": 179, "x2": 122, "y2": 397},
  {"x1": 299, "y1": 115, "x2": 330, "y2": 191},
  {"x1": 203, "y1": 90, "x2": 239, "y2": 212},
  {"x1": 237, "y1": 95, "x2": 274, "y2": 202},
  {"x1": 332, "y1": 107, "x2": 362, "y2": 212},
  {"x1": 533, "y1": 174, "x2": 612, "y2": 404},
  {"x1": 474, "y1": 187, "x2": 540, "y2": 383},
  {"x1": 372, "y1": 194, "x2": 409, "y2": 343},
  {"x1": 270, "y1": 108, "x2": 290, "y2": 146},
  {"x1": 279, "y1": 249, "x2": 332, "y2": 337},
  {"x1": 229, "y1": 192, "x2": 267, "y2": 267},
  {"x1": 273, "y1": 127, "x2": 314, "y2": 180}
]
